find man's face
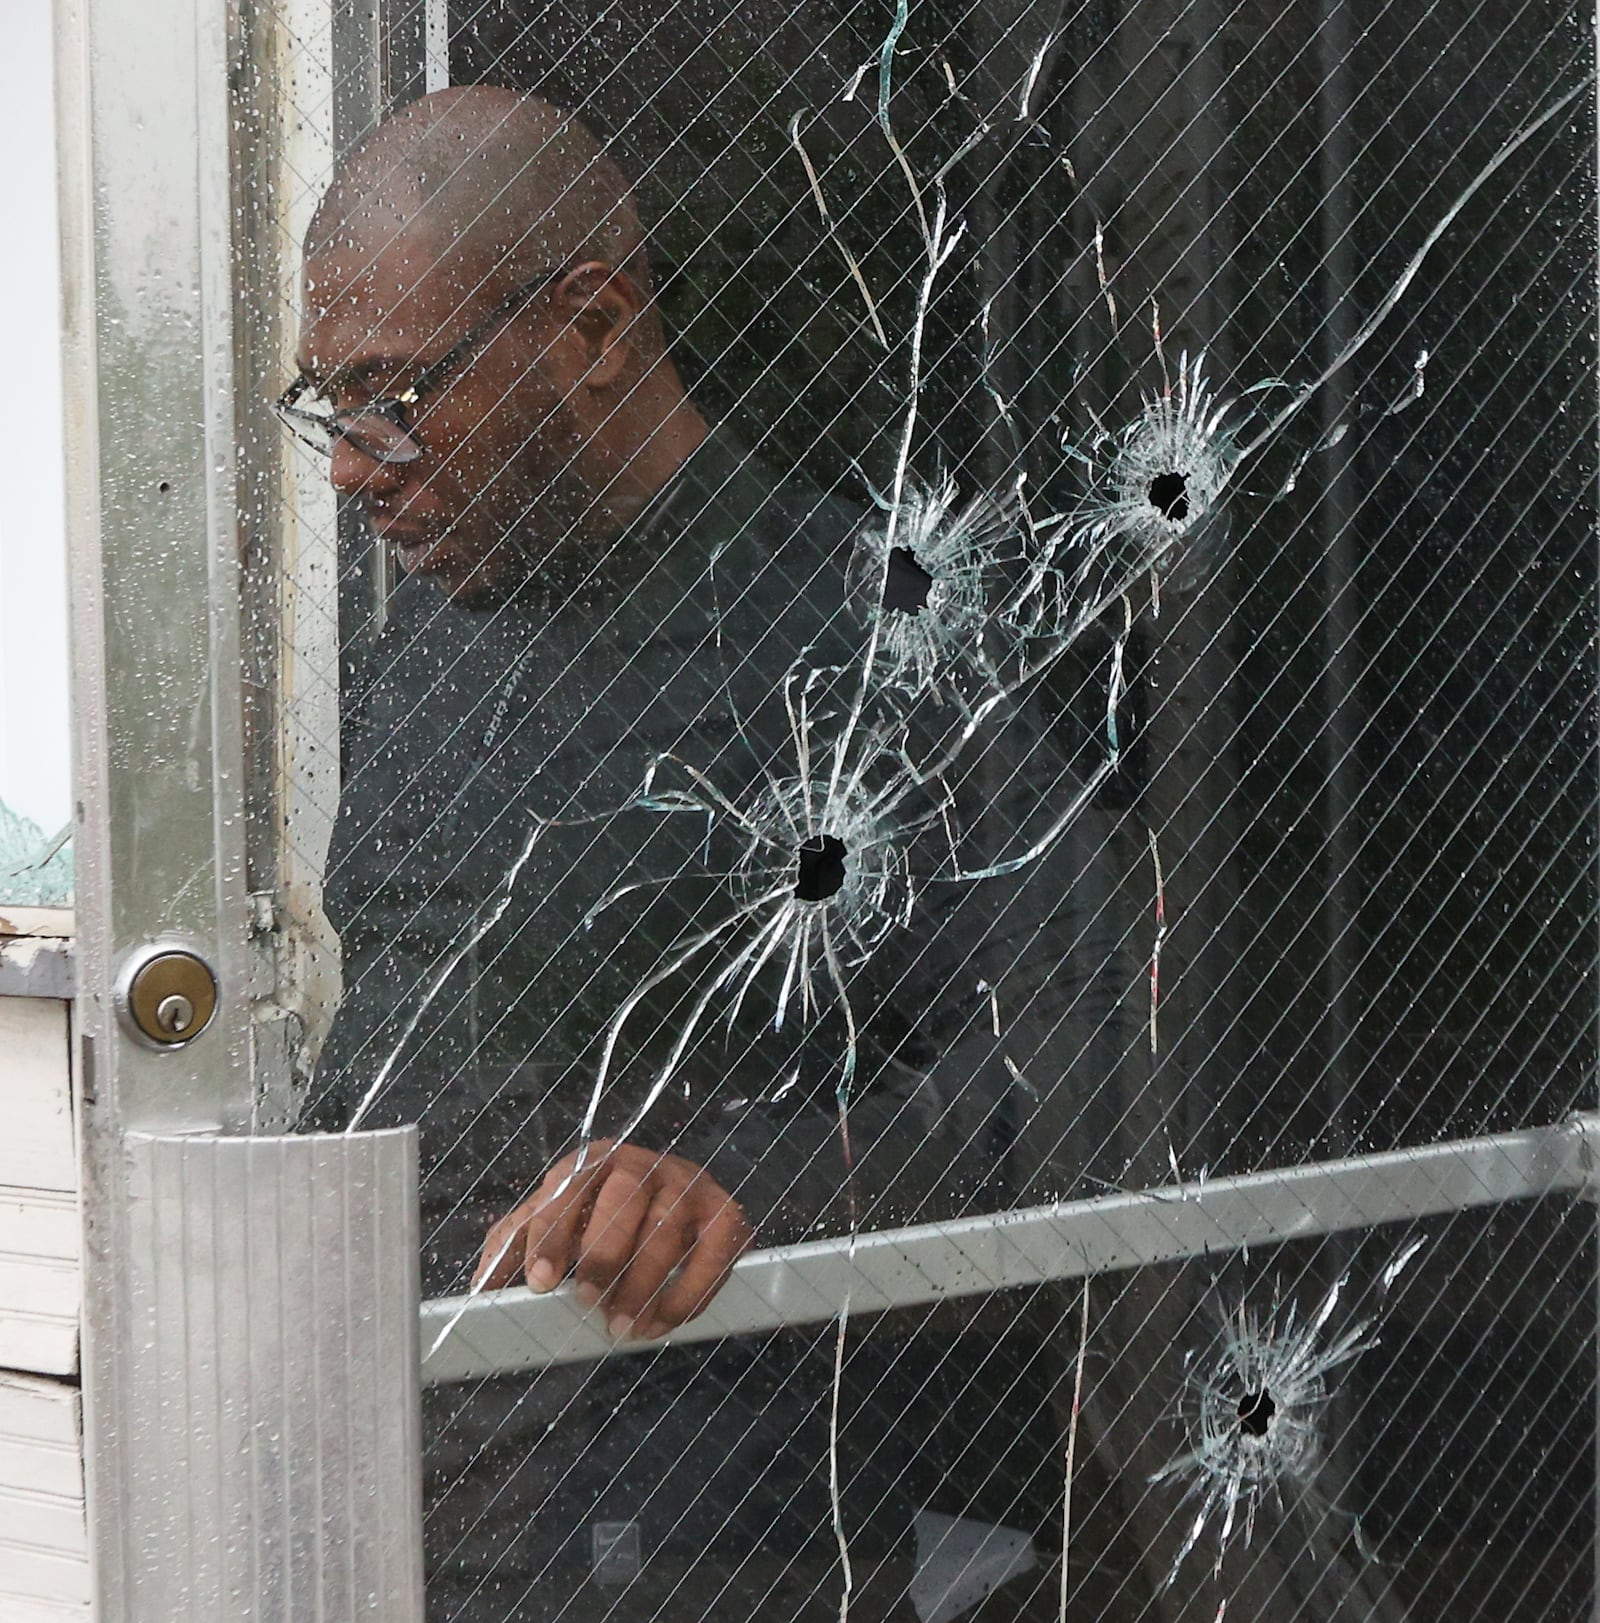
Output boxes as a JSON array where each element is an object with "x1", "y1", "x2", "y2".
[{"x1": 296, "y1": 238, "x2": 592, "y2": 606}]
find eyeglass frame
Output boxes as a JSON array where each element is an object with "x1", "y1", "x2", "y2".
[{"x1": 274, "y1": 266, "x2": 571, "y2": 466}]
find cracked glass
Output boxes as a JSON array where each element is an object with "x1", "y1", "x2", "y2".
[{"x1": 236, "y1": 0, "x2": 1600, "y2": 1618}]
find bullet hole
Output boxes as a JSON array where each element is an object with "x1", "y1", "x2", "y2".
[
  {"x1": 1147, "y1": 470, "x2": 1189, "y2": 522},
  {"x1": 882, "y1": 545, "x2": 935, "y2": 614},
  {"x1": 1236, "y1": 1388, "x2": 1276, "y2": 1438},
  {"x1": 795, "y1": 834, "x2": 848, "y2": 901},
  {"x1": 157, "y1": 481, "x2": 173, "y2": 495}
]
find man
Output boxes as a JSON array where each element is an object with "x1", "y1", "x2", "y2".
[
  {"x1": 293, "y1": 87, "x2": 755, "y2": 1330},
  {"x1": 291, "y1": 86, "x2": 1130, "y2": 1622}
]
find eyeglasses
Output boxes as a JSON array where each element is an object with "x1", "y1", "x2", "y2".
[{"x1": 275, "y1": 269, "x2": 568, "y2": 466}]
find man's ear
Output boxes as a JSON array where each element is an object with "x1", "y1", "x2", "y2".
[{"x1": 554, "y1": 261, "x2": 644, "y2": 388}]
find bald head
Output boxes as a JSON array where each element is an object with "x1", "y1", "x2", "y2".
[
  {"x1": 294, "y1": 86, "x2": 707, "y2": 606},
  {"x1": 308, "y1": 86, "x2": 650, "y2": 296}
]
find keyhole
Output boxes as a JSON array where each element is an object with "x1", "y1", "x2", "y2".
[
  {"x1": 156, "y1": 993, "x2": 195, "y2": 1035},
  {"x1": 1147, "y1": 470, "x2": 1190, "y2": 522},
  {"x1": 1236, "y1": 1388, "x2": 1276, "y2": 1438},
  {"x1": 795, "y1": 835, "x2": 847, "y2": 901}
]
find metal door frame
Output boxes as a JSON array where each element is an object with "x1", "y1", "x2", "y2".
[
  {"x1": 56, "y1": 0, "x2": 437, "y2": 1613},
  {"x1": 56, "y1": 0, "x2": 1600, "y2": 1612}
]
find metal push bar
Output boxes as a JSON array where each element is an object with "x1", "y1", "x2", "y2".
[{"x1": 421, "y1": 1113, "x2": 1600, "y2": 1382}]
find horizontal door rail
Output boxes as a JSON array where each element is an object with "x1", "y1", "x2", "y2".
[{"x1": 420, "y1": 1114, "x2": 1600, "y2": 1383}]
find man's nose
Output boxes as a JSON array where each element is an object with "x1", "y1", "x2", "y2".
[{"x1": 329, "y1": 434, "x2": 408, "y2": 501}]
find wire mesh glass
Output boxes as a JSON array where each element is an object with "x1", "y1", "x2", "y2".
[{"x1": 235, "y1": 0, "x2": 1599, "y2": 1617}]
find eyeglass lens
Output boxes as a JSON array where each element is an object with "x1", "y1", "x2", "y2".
[{"x1": 282, "y1": 397, "x2": 423, "y2": 465}]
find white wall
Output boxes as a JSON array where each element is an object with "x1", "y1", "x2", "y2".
[{"x1": 0, "y1": 7, "x2": 72, "y2": 837}]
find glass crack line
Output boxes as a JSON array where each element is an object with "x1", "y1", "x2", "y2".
[
  {"x1": 573, "y1": 675, "x2": 931, "y2": 1152},
  {"x1": 789, "y1": 112, "x2": 889, "y2": 350},
  {"x1": 1148, "y1": 825, "x2": 1167, "y2": 1056},
  {"x1": 1059, "y1": 1274, "x2": 1092, "y2": 1623},
  {"x1": 1233, "y1": 76, "x2": 1590, "y2": 466},
  {"x1": 345, "y1": 820, "x2": 544, "y2": 1133},
  {"x1": 1046, "y1": 77, "x2": 1587, "y2": 627}
]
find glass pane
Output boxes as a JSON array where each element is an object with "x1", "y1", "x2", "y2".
[
  {"x1": 243, "y1": 0, "x2": 1598, "y2": 1616},
  {"x1": 1048, "y1": 1203, "x2": 1596, "y2": 1619},
  {"x1": 0, "y1": 0, "x2": 72, "y2": 908}
]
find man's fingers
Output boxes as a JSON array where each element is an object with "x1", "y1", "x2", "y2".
[
  {"x1": 472, "y1": 1146, "x2": 750, "y2": 1334},
  {"x1": 603, "y1": 1195, "x2": 696, "y2": 1334},
  {"x1": 474, "y1": 1211, "x2": 530, "y2": 1291},
  {"x1": 637, "y1": 1196, "x2": 752, "y2": 1338},
  {"x1": 518, "y1": 1158, "x2": 607, "y2": 1288},
  {"x1": 473, "y1": 1151, "x2": 607, "y2": 1291},
  {"x1": 572, "y1": 1167, "x2": 654, "y2": 1300}
]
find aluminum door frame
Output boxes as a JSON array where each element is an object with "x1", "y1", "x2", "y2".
[
  {"x1": 54, "y1": 0, "x2": 1600, "y2": 1612},
  {"x1": 56, "y1": 0, "x2": 434, "y2": 1613}
]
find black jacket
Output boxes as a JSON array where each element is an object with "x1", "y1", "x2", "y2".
[{"x1": 311, "y1": 429, "x2": 1130, "y2": 1617}]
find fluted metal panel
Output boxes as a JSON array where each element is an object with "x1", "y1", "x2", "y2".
[{"x1": 122, "y1": 1129, "x2": 422, "y2": 1622}]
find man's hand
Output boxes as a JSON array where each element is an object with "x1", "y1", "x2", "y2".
[{"x1": 473, "y1": 1140, "x2": 753, "y2": 1341}]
